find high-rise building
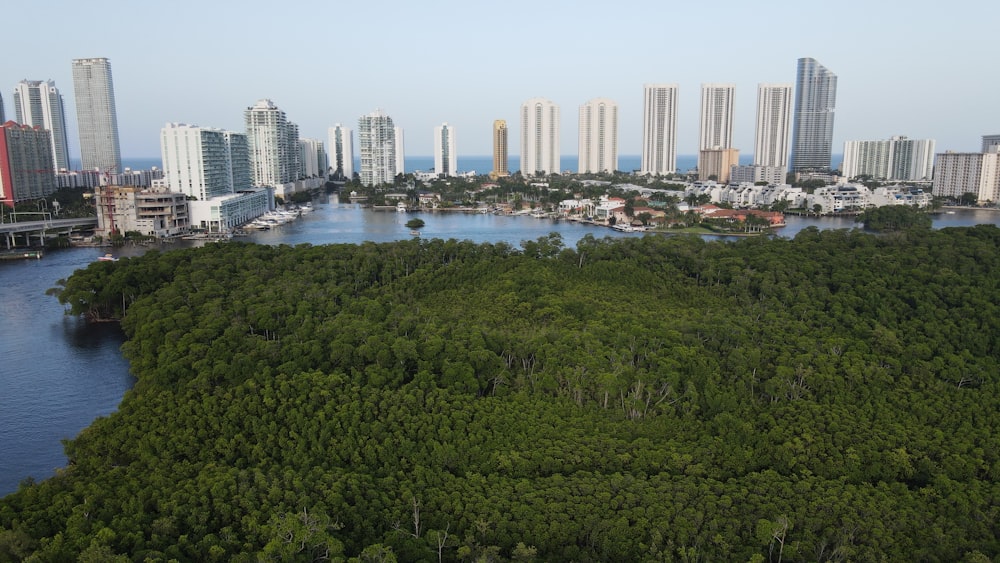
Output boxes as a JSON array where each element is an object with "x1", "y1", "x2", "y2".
[
  {"x1": 286, "y1": 122, "x2": 301, "y2": 181},
  {"x1": 0, "y1": 122, "x2": 56, "y2": 207},
  {"x1": 434, "y1": 123, "x2": 457, "y2": 177},
  {"x1": 754, "y1": 83, "x2": 792, "y2": 169},
  {"x1": 641, "y1": 84, "x2": 679, "y2": 176},
  {"x1": 0, "y1": 92, "x2": 5, "y2": 122},
  {"x1": 982, "y1": 135, "x2": 1000, "y2": 153},
  {"x1": 328, "y1": 124, "x2": 354, "y2": 180},
  {"x1": 223, "y1": 131, "x2": 251, "y2": 192},
  {"x1": 394, "y1": 127, "x2": 405, "y2": 175},
  {"x1": 358, "y1": 109, "x2": 396, "y2": 186},
  {"x1": 298, "y1": 138, "x2": 326, "y2": 178},
  {"x1": 842, "y1": 136, "x2": 936, "y2": 181},
  {"x1": 933, "y1": 148, "x2": 1000, "y2": 204},
  {"x1": 492, "y1": 120, "x2": 508, "y2": 179},
  {"x1": 699, "y1": 84, "x2": 735, "y2": 151},
  {"x1": 161, "y1": 123, "x2": 247, "y2": 200},
  {"x1": 578, "y1": 98, "x2": 618, "y2": 174},
  {"x1": 790, "y1": 57, "x2": 837, "y2": 172},
  {"x1": 71, "y1": 57, "x2": 122, "y2": 173},
  {"x1": 699, "y1": 84, "x2": 735, "y2": 177},
  {"x1": 12, "y1": 80, "x2": 70, "y2": 171},
  {"x1": 244, "y1": 99, "x2": 296, "y2": 187},
  {"x1": 520, "y1": 98, "x2": 560, "y2": 176}
]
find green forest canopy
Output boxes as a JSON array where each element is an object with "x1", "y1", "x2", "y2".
[{"x1": 3, "y1": 227, "x2": 1000, "y2": 562}]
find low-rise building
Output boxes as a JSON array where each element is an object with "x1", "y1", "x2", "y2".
[{"x1": 94, "y1": 185, "x2": 189, "y2": 237}]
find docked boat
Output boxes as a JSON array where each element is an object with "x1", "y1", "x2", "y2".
[{"x1": 97, "y1": 253, "x2": 118, "y2": 262}]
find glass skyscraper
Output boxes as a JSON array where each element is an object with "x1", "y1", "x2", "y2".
[
  {"x1": 71, "y1": 58, "x2": 122, "y2": 173},
  {"x1": 790, "y1": 57, "x2": 837, "y2": 172}
]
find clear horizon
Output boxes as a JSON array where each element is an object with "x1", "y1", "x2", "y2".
[{"x1": 3, "y1": 0, "x2": 995, "y2": 158}]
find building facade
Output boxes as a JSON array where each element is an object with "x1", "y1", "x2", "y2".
[
  {"x1": 161, "y1": 123, "x2": 240, "y2": 200},
  {"x1": 754, "y1": 83, "x2": 792, "y2": 169},
  {"x1": 0, "y1": 122, "x2": 56, "y2": 206},
  {"x1": 790, "y1": 57, "x2": 837, "y2": 172},
  {"x1": 434, "y1": 123, "x2": 457, "y2": 177},
  {"x1": 492, "y1": 120, "x2": 508, "y2": 179},
  {"x1": 699, "y1": 148, "x2": 740, "y2": 183},
  {"x1": 358, "y1": 109, "x2": 396, "y2": 186},
  {"x1": 932, "y1": 149, "x2": 1000, "y2": 203},
  {"x1": 328, "y1": 124, "x2": 354, "y2": 180},
  {"x1": 729, "y1": 164, "x2": 786, "y2": 186},
  {"x1": 394, "y1": 127, "x2": 406, "y2": 176},
  {"x1": 578, "y1": 98, "x2": 618, "y2": 174},
  {"x1": 699, "y1": 84, "x2": 735, "y2": 151},
  {"x1": 841, "y1": 136, "x2": 936, "y2": 181},
  {"x1": 71, "y1": 57, "x2": 122, "y2": 173},
  {"x1": 245, "y1": 99, "x2": 296, "y2": 188},
  {"x1": 12, "y1": 80, "x2": 71, "y2": 171},
  {"x1": 93, "y1": 186, "x2": 189, "y2": 238},
  {"x1": 520, "y1": 97, "x2": 560, "y2": 176},
  {"x1": 298, "y1": 138, "x2": 326, "y2": 178},
  {"x1": 641, "y1": 84, "x2": 678, "y2": 176}
]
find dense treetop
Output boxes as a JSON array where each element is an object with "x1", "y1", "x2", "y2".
[{"x1": 3, "y1": 227, "x2": 1000, "y2": 561}]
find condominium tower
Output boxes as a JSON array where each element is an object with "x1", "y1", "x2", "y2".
[
  {"x1": 640, "y1": 84, "x2": 678, "y2": 176},
  {"x1": 244, "y1": 99, "x2": 297, "y2": 187},
  {"x1": 434, "y1": 123, "x2": 457, "y2": 177},
  {"x1": 753, "y1": 83, "x2": 792, "y2": 168},
  {"x1": 394, "y1": 127, "x2": 405, "y2": 175},
  {"x1": 699, "y1": 84, "x2": 735, "y2": 151},
  {"x1": 0, "y1": 122, "x2": 56, "y2": 206},
  {"x1": 933, "y1": 149, "x2": 1000, "y2": 204},
  {"x1": 12, "y1": 80, "x2": 71, "y2": 171},
  {"x1": 298, "y1": 138, "x2": 326, "y2": 178},
  {"x1": 790, "y1": 57, "x2": 837, "y2": 172},
  {"x1": 358, "y1": 109, "x2": 396, "y2": 186},
  {"x1": 160, "y1": 123, "x2": 251, "y2": 200},
  {"x1": 71, "y1": 57, "x2": 122, "y2": 173},
  {"x1": 982, "y1": 135, "x2": 1000, "y2": 153},
  {"x1": 520, "y1": 98, "x2": 560, "y2": 176},
  {"x1": 492, "y1": 120, "x2": 508, "y2": 179},
  {"x1": 578, "y1": 98, "x2": 618, "y2": 174},
  {"x1": 328, "y1": 124, "x2": 354, "y2": 180},
  {"x1": 841, "y1": 136, "x2": 936, "y2": 181}
]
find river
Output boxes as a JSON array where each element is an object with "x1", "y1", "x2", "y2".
[{"x1": 0, "y1": 200, "x2": 997, "y2": 496}]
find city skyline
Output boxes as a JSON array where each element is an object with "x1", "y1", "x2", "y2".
[{"x1": 1, "y1": 0, "x2": 997, "y2": 161}]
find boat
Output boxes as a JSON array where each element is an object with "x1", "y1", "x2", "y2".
[
  {"x1": 410, "y1": 230, "x2": 421, "y2": 236},
  {"x1": 397, "y1": 202, "x2": 408, "y2": 213},
  {"x1": 97, "y1": 253, "x2": 118, "y2": 262}
]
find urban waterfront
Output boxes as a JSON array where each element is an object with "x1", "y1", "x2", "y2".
[{"x1": 0, "y1": 203, "x2": 997, "y2": 496}]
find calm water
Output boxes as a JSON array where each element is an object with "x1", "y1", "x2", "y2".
[{"x1": 1, "y1": 204, "x2": 997, "y2": 496}]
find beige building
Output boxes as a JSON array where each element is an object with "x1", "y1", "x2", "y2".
[
  {"x1": 94, "y1": 186, "x2": 189, "y2": 238},
  {"x1": 491, "y1": 119, "x2": 508, "y2": 179},
  {"x1": 699, "y1": 148, "x2": 740, "y2": 183}
]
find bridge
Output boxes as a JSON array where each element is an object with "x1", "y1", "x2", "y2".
[{"x1": 0, "y1": 217, "x2": 98, "y2": 249}]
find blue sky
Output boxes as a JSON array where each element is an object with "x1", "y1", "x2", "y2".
[{"x1": 2, "y1": 0, "x2": 997, "y2": 159}]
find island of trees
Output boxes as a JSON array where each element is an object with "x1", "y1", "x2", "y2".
[{"x1": 2, "y1": 225, "x2": 1000, "y2": 561}]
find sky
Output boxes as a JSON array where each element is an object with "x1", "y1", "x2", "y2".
[{"x1": 1, "y1": 0, "x2": 997, "y2": 161}]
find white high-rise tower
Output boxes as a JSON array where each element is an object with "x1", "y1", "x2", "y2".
[
  {"x1": 754, "y1": 84, "x2": 793, "y2": 168},
  {"x1": 358, "y1": 109, "x2": 396, "y2": 186},
  {"x1": 434, "y1": 123, "x2": 457, "y2": 177},
  {"x1": 641, "y1": 84, "x2": 678, "y2": 176},
  {"x1": 699, "y1": 84, "x2": 735, "y2": 151},
  {"x1": 394, "y1": 126, "x2": 405, "y2": 175},
  {"x1": 71, "y1": 58, "x2": 122, "y2": 173},
  {"x1": 12, "y1": 80, "x2": 71, "y2": 171},
  {"x1": 244, "y1": 99, "x2": 297, "y2": 187},
  {"x1": 520, "y1": 97, "x2": 560, "y2": 176},
  {"x1": 578, "y1": 98, "x2": 618, "y2": 174},
  {"x1": 790, "y1": 57, "x2": 837, "y2": 172}
]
